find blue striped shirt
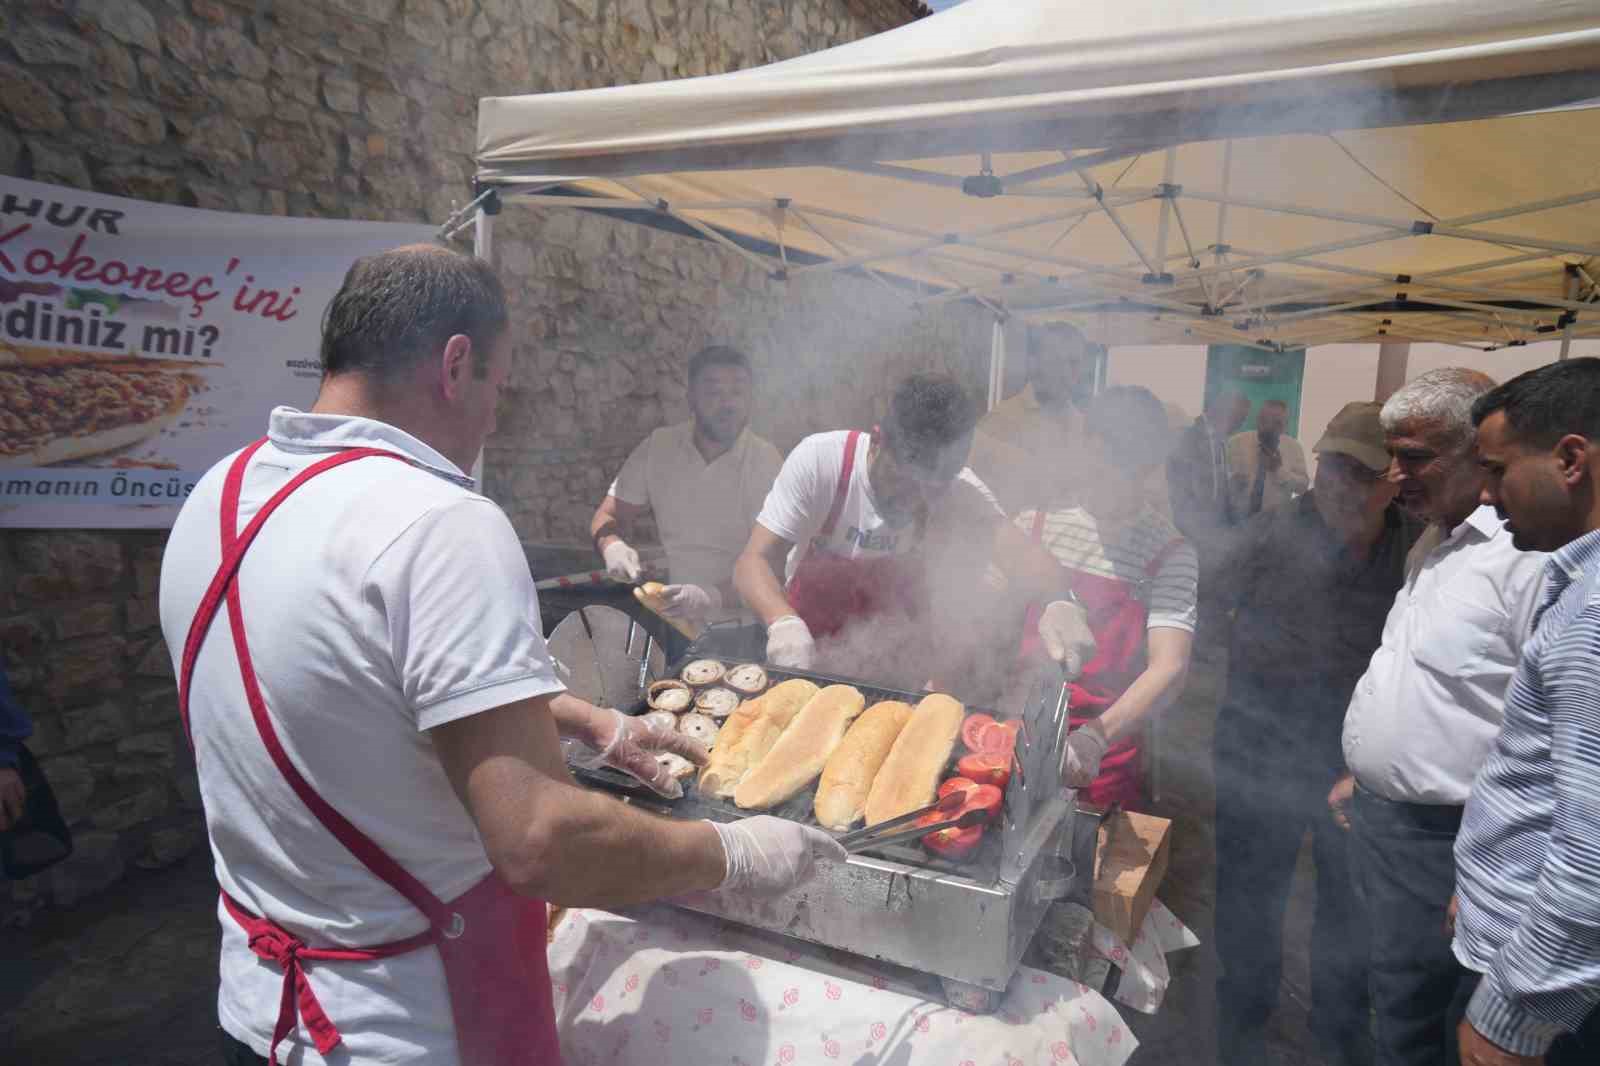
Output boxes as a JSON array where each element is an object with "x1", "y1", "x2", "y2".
[{"x1": 1453, "y1": 526, "x2": 1600, "y2": 1055}]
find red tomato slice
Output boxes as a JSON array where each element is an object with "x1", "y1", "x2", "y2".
[
  {"x1": 937, "y1": 776, "x2": 978, "y2": 802},
  {"x1": 961, "y1": 714, "x2": 996, "y2": 752},
  {"x1": 961, "y1": 783, "x2": 1004, "y2": 823},
  {"x1": 918, "y1": 814, "x2": 985, "y2": 860},
  {"x1": 977, "y1": 720, "x2": 1018, "y2": 754},
  {"x1": 957, "y1": 752, "x2": 1012, "y2": 789}
]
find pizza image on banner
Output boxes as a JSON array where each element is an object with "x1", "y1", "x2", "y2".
[
  {"x1": 0, "y1": 176, "x2": 435, "y2": 529},
  {"x1": 1, "y1": 341, "x2": 195, "y2": 467}
]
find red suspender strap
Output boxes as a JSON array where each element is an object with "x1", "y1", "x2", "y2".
[
  {"x1": 818, "y1": 429, "x2": 861, "y2": 538},
  {"x1": 1030, "y1": 508, "x2": 1047, "y2": 542},
  {"x1": 221, "y1": 892, "x2": 432, "y2": 1062},
  {"x1": 177, "y1": 440, "x2": 454, "y2": 1066}
]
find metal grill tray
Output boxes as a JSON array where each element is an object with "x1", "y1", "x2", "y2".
[{"x1": 574, "y1": 634, "x2": 1016, "y2": 885}]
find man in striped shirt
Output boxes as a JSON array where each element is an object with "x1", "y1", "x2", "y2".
[
  {"x1": 1013, "y1": 385, "x2": 1197, "y2": 805},
  {"x1": 1451, "y1": 357, "x2": 1600, "y2": 1066}
]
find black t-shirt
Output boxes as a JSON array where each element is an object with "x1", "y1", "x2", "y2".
[{"x1": 1216, "y1": 492, "x2": 1422, "y2": 773}]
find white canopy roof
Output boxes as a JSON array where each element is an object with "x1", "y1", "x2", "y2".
[{"x1": 475, "y1": 0, "x2": 1600, "y2": 350}]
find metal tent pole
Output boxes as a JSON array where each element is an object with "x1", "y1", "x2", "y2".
[
  {"x1": 988, "y1": 317, "x2": 1006, "y2": 411},
  {"x1": 1560, "y1": 265, "x2": 1580, "y2": 360}
]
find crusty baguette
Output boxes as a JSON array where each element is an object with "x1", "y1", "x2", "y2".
[
  {"x1": 696, "y1": 679, "x2": 818, "y2": 798},
  {"x1": 863, "y1": 693, "x2": 966, "y2": 826},
  {"x1": 735, "y1": 684, "x2": 866, "y2": 810},
  {"x1": 814, "y1": 700, "x2": 914, "y2": 830}
]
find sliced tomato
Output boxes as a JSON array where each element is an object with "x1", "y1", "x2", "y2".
[
  {"x1": 957, "y1": 752, "x2": 1012, "y2": 789},
  {"x1": 976, "y1": 720, "x2": 1019, "y2": 755},
  {"x1": 916, "y1": 810, "x2": 985, "y2": 861},
  {"x1": 961, "y1": 783, "x2": 1004, "y2": 823},
  {"x1": 937, "y1": 776, "x2": 979, "y2": 802},
  {"x1": 961, "y1": 714, "x2": 996, "y2": 752}
]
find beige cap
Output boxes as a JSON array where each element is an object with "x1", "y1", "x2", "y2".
[{"x1": 1314, "y1": 401, "x2": 1390, "y2": 472}]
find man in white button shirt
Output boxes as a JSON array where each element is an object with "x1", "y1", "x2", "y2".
[
  {"x1": 1329, "y1": 368, "x2": 1546, "y2": 1066},
  {"x1": 590, "y1": 345, "x2": 782, "y2": 629},
  {"x1": 161, "y1": 246, "x2": 842, "y2": 1066}
]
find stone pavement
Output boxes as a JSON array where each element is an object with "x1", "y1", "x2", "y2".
[{"x1": 2, "y1": 645, "x2": 1335, "y2": 1065}]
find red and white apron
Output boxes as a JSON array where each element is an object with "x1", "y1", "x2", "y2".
[
  {"x1": 784, "y1": 430, "x2": 926, "y2": 639},
  {"x1": 1022, "y1": 509, "x2": 1186, "y2": 808},
  {"x1": 177, "y1": 439, "x2": 562, "y2": 1066}
]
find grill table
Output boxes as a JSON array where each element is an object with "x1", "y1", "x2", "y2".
[{"x1": 571, "y1": 626, "x2": 1082, "y2": 1011}]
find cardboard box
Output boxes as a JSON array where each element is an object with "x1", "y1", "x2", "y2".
[{"x1": 1092, "y1": 810, "x2": 1172, "y2": 944}]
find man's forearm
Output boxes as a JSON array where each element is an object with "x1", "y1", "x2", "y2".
[
  {"x1": 524, "y1": 778, "x2": 728, "y2": 907},
  {"x1": 733, "y1": 551, "x2": 794, "y2": 626},
  {"x1": 1096, "y1": 643, "x2": 1189, "y2": 745}
]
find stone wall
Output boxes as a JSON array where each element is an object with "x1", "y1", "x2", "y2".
[{"x1": 0, "y1": 0, "x2": 996, "y2": 916}]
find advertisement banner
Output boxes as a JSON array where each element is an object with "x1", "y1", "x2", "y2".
[
  {"x1": 0, "y1": 177, "x2": 435, "y2": 529},
  {"x1": 1202, "y1": 344, "x2": 1307, "y2": 437}
]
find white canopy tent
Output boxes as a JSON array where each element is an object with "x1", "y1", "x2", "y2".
[{"x1": 468, "y1": 0, "x2": 1600, "y2": 369}]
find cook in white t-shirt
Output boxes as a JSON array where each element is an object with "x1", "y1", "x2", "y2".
[
  {"x1": 733, "y1": 372, "x2": 1089, "y2": 696},
  {"x1": 591, "y1": 345, "x2": 782, "y2": 626},
  {"x1": 160, "y1": 246, "x2": 843, "y2": 1066}
]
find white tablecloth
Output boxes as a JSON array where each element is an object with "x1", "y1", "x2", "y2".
[
  {"x1": 1085, "y1": 899, "x2": 1202, "y2": 1015},
  {"x1": 548, "y1": 900, "x2": 1196, "y2": 1066}
]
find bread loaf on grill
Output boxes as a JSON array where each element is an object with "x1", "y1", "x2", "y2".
[
  {"x1": 863, "y1": 693, "x2": 965, "y2": 826},
  {"x1": 696, "y1": 679, "x2": 818, "y2": 798},
  {"x1": 814, "y1": 700, "x2": 914, "y2": 830},
  {"x1": 734, "y1": 685, "x2": 866, "y2": 810}
]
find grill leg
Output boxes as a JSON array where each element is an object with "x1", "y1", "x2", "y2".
[{"x1": 941, "y1": 977, "x2": 1000, "y2": 1014}]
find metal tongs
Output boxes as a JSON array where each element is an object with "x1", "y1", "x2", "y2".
[{"x1": 836, "y1": 790, "x2": 986, "y2": 853}]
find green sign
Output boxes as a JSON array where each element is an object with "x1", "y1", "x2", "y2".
[{"x1": 1204, "y1": 345, "x2": 1307, "y2": 437}]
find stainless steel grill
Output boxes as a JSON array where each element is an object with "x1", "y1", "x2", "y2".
[{"x1": 569, "y1": 624, "x2": 1081, "y2": 1011}]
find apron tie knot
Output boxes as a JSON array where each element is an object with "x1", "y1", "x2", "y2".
[
  {"x1": 223, "y1": 894, "x2": 345, "y2": 1064},
  {"x1": 246, "y1": 924, "x2": 306, "y2": 966}
]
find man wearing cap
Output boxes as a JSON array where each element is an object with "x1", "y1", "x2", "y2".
[{"x1": 1213, "y1": 402, "x2": 1423, "y2": 1066}]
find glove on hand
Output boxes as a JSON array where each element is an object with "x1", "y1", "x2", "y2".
[
  {"x1": 765, "y1": 615, "x2": 816, "y2": 669},
  {"x1": 602, "y1": 539, "x2": 642, "y2": 582},
  {"x1": 1039, "y1": 599, "x2": 1097, "y2": 677},
  {"x1": 659, "y1": 583, "x2": 720, "y2": 620},
  {"x1": 710, "y1": 815, "x2": 847, "y2": 896},
  {"x1": 574, "y1": 707, "x2": 708, "y2": 799},
  {"x1": 1061, "y1": 724, "x2": 1109, "y2": 788}
]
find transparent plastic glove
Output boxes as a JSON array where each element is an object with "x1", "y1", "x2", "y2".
[
  {"x1": 1039, "y1": 599, "x2": 1098, "y2": 677},
  {"x1": 572, "y1": 708, "x2": 708, "y2": 799},
  {"x1": 659, "y1": 583, "x2": 720, "y2": 621},
  {"x1": 1061, "y1": 724, "x2": 1109, "y2": 788},
  {"x1": 765, "y1": 614, "x2": 815, "y2": 669},
  {"x1": 602, "y1": 539, "x2": 642, "y2": 582},
  {"x1": 709, "y1": 815, "x2": 847, "y2": 896}
]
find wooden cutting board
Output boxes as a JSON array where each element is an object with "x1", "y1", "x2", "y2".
[{"x1": 1092, "y1": 810, "x2": 1172, "y2": 944}]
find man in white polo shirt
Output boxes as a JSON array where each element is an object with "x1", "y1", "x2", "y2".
[
  {"x1": 1329, "y1": 369, "x2": 1545, "y2": 1066},
  {"x1": 590, "y1": 345, "x2": 782, "y2": 627},
  {"x1": 161, "y1": 245, "x2": 842, "y2": 1066}
]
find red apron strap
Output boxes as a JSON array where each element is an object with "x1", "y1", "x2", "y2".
[
  {"x1": 179, "y1": 441, "x2": 399, "y2": 747},
  {"x1": 818, "y1": 429, "x2": 861, "y2": 538},
  {"x1": 1029, "y1": 508, "x2": 1047, "y2": 542},
  {"x1": 213, "y1": 443, "x2": 454, "y2": 927},
  {"x1": 221, "y1": 890, "x2": 433, "y2": 1066}
]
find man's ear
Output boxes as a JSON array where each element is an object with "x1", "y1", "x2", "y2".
[
  {"x1": 1555, "y1": 433, "x2": 1592, "y2": 486},
  {"x1": 440, "y1": 334, "x2": 473, "y2": 400}
]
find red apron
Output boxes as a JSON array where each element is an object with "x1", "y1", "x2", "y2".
[
  {"x1": 1023, "y1": 509, "x2": 1185, "y2": 808},
  {"x1": 785, "y1": 429, "x2": 925, "y2": 639},
  {"x1": 177, "y1": 439, "x2": 562, "y2": 1066}
]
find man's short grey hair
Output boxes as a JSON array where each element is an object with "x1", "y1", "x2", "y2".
[{"x1": 1379, "y1": 368, "x2": 1497, "y2": 450}]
